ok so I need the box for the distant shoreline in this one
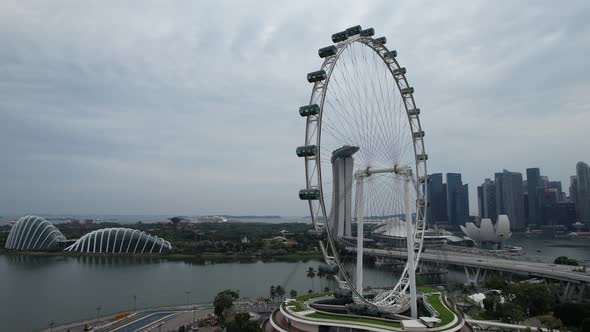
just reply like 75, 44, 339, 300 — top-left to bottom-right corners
0, 250, 323, 263
224, 215, 282, 219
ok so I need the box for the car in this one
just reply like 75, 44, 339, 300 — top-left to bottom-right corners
191, 327, 199, 331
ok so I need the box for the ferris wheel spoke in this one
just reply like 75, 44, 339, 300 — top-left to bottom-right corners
303, 33, 426, 312
333, 61, 372, 164
326, 80, 370, 165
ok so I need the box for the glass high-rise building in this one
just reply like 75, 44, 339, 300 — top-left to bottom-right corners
427, 173, 446, 224
477, 178, 497, 221
446, 173, 469, 227
500, 169, 526, 230
494, 172, 504, 215
576, 161, 590, 224
526, 168, 541, 225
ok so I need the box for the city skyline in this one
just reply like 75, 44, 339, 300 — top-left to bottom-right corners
1, 1, 589, 216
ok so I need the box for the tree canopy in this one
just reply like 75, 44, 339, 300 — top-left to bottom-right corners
214, 289, 239, 318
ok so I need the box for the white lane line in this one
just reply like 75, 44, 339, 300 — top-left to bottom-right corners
134, 312, 179, 332
110, 312, 173, 332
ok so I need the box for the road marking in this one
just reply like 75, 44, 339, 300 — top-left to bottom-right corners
109, 312, 175, 332
134, 313, 179, 332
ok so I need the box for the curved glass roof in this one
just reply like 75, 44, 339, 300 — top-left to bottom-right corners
65, 228, 172, 254
5, 215, 66, 251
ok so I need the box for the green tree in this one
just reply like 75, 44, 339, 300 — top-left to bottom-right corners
497, 303, 526, 324
317, 269, 325, 291
290, 289, 298, 298
275, 285, 285, 300
554, 256, 579, 266
509, 283, 555, 316
269, 285, 276, 303
539, 315, 564, 332
214, 289, 239, 318
484, 276, 509, 293
306, 267, 316, 292
554, 302, 590, 327
225, 313, 262, 332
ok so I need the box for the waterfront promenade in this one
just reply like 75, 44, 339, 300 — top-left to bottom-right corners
43, 302, 277, 332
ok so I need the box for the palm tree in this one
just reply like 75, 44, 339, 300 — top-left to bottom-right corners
290, 289, 298, 298
317, 269, 325, 292
306, 267, 316, 292
269, 285, 276, 303
275, 285, 285, 301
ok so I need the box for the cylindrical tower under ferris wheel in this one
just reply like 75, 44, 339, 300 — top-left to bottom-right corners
297, 25, 428, 317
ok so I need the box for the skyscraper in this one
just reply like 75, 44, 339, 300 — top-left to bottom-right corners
427, 173, 446, 224
494, 172, 504, 215
526, 168, 541, 225
576, 161, 590, 225
546, 181, 565, 202
478, 178, 497, 221
539, 188, 559, 225
500, 169, 526, 230
570, 175, 578, 204
442, 183, 448, 222
477, 186, 484, 218
446, 173, 469, 227
459, 184, 470, 224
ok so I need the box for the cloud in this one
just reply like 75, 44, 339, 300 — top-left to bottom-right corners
0, 0, 588, 216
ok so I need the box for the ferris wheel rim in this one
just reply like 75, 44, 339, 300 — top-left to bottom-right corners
303, 33, 428, 310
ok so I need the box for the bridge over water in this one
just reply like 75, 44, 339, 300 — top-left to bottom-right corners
347, 246, 589, 301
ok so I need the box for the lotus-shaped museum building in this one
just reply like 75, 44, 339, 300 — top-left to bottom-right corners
460, 215, 512, 245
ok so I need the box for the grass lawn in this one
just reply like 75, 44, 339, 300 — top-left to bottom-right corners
307, 312, 401, 329
288, 301, 305, 312
418, 286, 440, 294
295, 291, 333, 302
426, 294, 456, 327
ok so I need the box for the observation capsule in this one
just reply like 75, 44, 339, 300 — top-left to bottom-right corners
417, 153, 429, 161
299, 104, 320, 117
346, 25, 362, 36
318, 263, 339, 274
407, 108, 420, 116
386, 50, 397, 58
318, 46, 337, 58
393, 67, 406, 76
401, 87, 414, 95
412, 131, 425, 139
296, 145, 318, 157
360, 28, 375, 37
307, 229, 325, 239
332, 31, 349, 43
375, 36, 387, 44
307, 70, 327, 83
299, 189, 321, 200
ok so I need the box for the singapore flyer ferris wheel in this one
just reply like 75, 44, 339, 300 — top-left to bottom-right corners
297, 25, 428, 316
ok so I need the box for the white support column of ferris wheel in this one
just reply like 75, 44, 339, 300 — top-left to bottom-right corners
355, 175, 365, 293
354, 166, 397, 293
355, 165, 418, 317
402, 169, 418, 319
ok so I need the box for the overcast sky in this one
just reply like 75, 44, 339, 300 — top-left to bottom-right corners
1, 1, 589, 216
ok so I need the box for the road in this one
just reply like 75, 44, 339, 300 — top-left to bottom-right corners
348, 247, 590, 284
46, 303, 277, 332
45, 305, 213, 332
